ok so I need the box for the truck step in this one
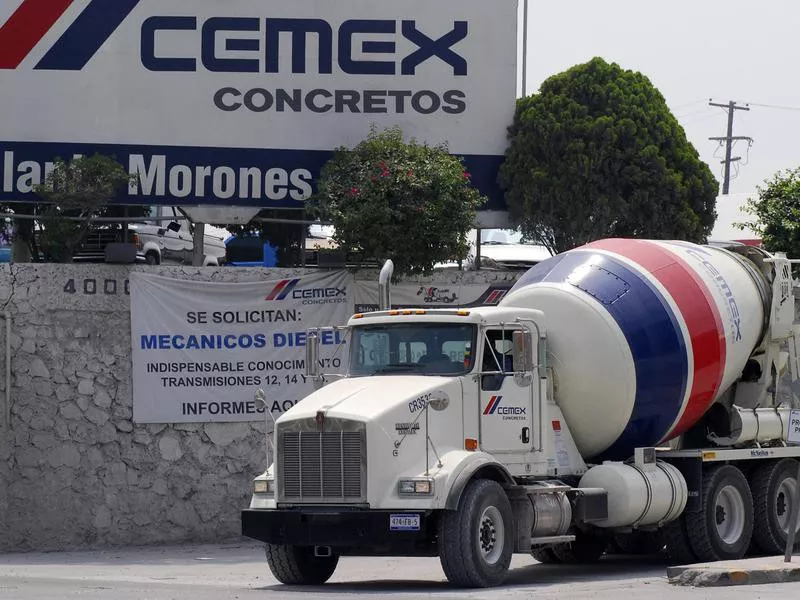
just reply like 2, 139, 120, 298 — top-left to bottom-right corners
530, 535, 576, 546
510, 484, 573, 496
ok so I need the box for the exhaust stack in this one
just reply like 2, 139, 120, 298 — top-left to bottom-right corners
379, 259, 394, 310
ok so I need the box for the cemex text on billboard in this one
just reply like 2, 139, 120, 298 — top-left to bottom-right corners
0, 0, 519, 210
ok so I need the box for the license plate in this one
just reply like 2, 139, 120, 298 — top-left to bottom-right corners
389, 513, 421, 531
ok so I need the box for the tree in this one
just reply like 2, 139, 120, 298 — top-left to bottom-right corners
499, 57, 719, 255
739, 167, 800, 257
309, 126, 484, 276
33, 154, 135, 262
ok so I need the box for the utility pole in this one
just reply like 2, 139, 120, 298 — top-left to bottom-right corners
708, 100, 752, 195
522, 0, 528, 97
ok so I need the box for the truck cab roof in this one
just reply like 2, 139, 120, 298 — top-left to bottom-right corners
347, 305, 546, 331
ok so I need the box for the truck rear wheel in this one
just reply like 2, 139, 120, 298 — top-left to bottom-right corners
663, 515, 698, 564
531, 547, 561, 564
265, 544, 339, 585
438, 479, 513, 588
551, 529, 606, 563
686, 465, 753, 561
750, 458, 800, 555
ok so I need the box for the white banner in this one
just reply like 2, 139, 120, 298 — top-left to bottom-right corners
354, 280, 515, 312
130, 271, 353, 423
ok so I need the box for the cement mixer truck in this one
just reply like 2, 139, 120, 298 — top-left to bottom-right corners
241, 238, 800, 588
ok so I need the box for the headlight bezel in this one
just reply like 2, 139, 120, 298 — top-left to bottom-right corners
397, 478, 434, 497
254, 477, 275, 495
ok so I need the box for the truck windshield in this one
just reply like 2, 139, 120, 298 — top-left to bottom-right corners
349, 323, 476, 376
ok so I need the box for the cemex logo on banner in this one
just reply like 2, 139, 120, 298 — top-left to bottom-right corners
0, 0, 140, 70
265, 279, 347, 305
0, 1, 471, 116
0, 1, 468, 76
264, 279, 301, 301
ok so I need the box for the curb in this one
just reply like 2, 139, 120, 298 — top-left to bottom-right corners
667, 565, 800, 587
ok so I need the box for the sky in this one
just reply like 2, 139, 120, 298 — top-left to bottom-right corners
520, 0, 800, 202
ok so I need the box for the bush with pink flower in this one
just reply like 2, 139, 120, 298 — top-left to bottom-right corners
310, 126, 484, 276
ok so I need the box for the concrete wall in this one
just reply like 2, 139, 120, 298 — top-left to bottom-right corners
0, 263, 517, 552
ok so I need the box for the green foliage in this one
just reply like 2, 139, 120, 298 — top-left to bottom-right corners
309, 126, 484, 276
739, 167, 800, 257
33, 154, 135, 262
499, 57, 719, 254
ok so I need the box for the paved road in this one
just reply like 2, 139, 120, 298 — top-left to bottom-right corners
1, 542, 799, 599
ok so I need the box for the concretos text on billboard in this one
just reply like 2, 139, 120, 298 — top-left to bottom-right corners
130, 271, 353, 423
0, 0, 518, 210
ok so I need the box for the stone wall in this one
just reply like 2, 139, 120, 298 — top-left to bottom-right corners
0, 263, 517, 552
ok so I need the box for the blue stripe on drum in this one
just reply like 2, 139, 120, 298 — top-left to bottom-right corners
510, 250, 689, 459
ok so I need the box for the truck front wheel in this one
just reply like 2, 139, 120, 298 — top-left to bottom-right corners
265, 544, 339, 585
438, 479, 513, 588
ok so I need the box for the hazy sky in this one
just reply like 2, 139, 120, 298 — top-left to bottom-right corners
521, 0, 799, 198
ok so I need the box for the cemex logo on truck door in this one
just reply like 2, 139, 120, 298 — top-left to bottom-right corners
265, 279, 347, 305
483, 396, 526, 420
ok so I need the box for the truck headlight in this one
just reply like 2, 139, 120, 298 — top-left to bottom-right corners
398, 478, 434, 496
254, 478, 275, 495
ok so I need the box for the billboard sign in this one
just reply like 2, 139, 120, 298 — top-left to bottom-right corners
0, 0, 519, 210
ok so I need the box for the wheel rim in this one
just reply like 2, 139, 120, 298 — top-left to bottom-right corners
715, 485, 746, 545
477, 506, 505, 565
775, 477, 800, 534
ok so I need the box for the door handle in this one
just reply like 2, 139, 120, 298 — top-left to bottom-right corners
521, 427, 530, 444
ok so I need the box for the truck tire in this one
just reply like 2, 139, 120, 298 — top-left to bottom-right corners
265, 544, 339, 585
145, 251, 159, 265
551, 529, 606, 563
663, 515, 697, 564
686, 465, 753, 561
750, 458, 800, 555
531, 547, 561, 564
438, 479, 513, 588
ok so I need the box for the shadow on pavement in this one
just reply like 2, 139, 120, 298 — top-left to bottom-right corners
260, 554, 668, 594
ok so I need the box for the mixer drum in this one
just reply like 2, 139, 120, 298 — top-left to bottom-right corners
500, 239, 767, 459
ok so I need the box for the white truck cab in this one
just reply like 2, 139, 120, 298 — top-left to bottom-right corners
243, 305, 595, 587
130, 208, 226, 266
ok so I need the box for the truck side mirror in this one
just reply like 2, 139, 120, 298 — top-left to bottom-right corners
167, 221, 181, 233
512, 330, 534, 372
305, 332, 320, 381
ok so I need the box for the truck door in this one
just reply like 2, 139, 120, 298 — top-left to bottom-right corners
478, 329, 535, 453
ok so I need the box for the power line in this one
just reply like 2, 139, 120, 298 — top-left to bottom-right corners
671, 99, 707, 112
708, 100, 753, 195
677, 106, 714, 119
743, 101, 800, 113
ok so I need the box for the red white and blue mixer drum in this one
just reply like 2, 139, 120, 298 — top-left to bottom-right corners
500, 239, 768, 459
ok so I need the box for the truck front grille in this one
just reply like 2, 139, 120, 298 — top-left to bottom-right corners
277, 421, 366, 503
